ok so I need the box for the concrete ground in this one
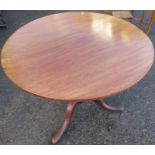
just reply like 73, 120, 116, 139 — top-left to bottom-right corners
0, 11, 155, 145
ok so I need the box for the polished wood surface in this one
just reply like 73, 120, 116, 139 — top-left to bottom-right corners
51, 99, 123, 144
1, 12, 154, 102
94, 100, 124, 112
52, 101, 77, 144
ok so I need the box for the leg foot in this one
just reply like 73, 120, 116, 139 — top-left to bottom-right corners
51, 102, 77, 144
94, 100, 124, 112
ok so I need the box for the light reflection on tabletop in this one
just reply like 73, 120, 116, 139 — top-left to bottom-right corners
91, 17, 113, 41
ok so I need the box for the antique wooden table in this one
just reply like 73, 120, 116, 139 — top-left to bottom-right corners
1, 12, 154, 144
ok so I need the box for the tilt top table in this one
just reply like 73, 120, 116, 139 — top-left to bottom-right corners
1, 12, 154, 144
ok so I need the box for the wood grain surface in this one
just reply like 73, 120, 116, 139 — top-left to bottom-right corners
1, 12, 154, 102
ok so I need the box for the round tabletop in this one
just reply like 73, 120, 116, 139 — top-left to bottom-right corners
1, 12, 154, 102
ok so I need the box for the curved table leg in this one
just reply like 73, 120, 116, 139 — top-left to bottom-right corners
51, 102, 77, 144
94, 100, 124, 112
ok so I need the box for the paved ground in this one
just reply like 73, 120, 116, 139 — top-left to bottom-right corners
0, 11, 155, 145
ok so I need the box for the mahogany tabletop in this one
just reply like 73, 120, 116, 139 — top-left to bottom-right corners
1, 12, 154, 102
